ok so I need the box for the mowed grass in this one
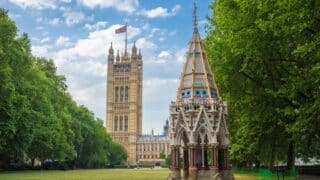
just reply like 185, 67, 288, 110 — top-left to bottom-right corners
0, 169, 296, 180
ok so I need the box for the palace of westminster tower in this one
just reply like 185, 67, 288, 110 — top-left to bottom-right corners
106, 44, 143, 164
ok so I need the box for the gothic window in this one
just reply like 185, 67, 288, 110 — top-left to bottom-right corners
114, 116, 118, 131
115, 87, 119, 102
125, 86, 129, 102
124, 115, 128, 131
119, 116, 123, 131
120, 86, 124, 102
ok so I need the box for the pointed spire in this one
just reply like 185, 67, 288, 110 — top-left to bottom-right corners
132, 41, 137, 55
176, 0, 220, 104
116, 50, 120, 62
138, 48, 142, 59
193, 0, 198, 33
109, 42, 114, 54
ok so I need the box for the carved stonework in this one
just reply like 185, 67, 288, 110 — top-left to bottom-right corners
168, 1, 234, 179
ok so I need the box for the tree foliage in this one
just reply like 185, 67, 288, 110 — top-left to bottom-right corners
205, 0, 320, 169
0, 9, 127, 169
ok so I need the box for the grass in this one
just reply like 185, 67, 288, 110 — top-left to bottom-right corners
0, 169, 297, 180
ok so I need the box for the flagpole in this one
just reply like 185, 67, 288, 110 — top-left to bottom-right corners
125, 23, 127, 54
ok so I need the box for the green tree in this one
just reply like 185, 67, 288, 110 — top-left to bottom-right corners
0, 8, 127, 169
108, 142, 128, 166
206, 0, 320, 169
159, 151, 166, 159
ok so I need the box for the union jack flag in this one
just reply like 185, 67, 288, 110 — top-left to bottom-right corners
115, 24, 127, 34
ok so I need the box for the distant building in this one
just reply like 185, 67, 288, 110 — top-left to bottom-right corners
136, 120, 170, 166
106, 42, 170, 165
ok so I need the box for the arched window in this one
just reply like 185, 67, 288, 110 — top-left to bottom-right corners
114, 116, 118, 131
119, 116, 123, 131
125, 86, 129, 102
115, 87, 119, 102
125, 115, 128, 131
120, 87, 124, 102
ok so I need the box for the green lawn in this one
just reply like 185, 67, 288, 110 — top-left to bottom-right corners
0, 169, 296, 180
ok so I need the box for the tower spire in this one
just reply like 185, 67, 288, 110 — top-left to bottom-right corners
193, 0, 198, 33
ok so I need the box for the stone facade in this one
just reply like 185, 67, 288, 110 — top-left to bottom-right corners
106, 43, 170, 165
106, 43, 143, 164
168, 1, 234, 179
136, 121, 170, 166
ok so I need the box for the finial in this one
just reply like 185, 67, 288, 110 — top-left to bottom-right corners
193, 0, 198, 32
116, 50, 120, 62
132, 41, 137, 55
109, 42, 114, 54
138, 48, 142, 58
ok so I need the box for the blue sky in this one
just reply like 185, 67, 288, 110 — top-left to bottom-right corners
1, 0, 213, 134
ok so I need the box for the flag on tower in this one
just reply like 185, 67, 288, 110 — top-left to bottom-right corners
115, 24, 127, 34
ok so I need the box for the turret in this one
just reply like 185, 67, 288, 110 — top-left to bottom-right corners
131, 41, 137, 60
108, 42, 114, 62
138, 48, 142, 60
116, 50, 120, 63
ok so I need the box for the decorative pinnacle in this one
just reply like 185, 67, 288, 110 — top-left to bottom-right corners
109, 42, 114, 54
193, 0, 198, 32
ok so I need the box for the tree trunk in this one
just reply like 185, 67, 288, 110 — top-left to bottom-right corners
286, 141, 295, 170
268, 142, 275, 170
31, 158, 35, 167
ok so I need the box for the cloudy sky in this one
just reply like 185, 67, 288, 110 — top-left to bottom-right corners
1, 0, 212, 134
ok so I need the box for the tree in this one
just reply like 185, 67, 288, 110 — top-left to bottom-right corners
108, 142, 128, 166
205, 0, 320, 169
159, 151, 166, 159
0, 8, 127, 169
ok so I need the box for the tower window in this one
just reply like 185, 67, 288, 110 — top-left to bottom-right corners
125, 116, 128, 131
120, 87, 124, 102
119, 116, 123, 131
115, 87, 119, 102
114, 116, 118, 131
125, 86, 129, 102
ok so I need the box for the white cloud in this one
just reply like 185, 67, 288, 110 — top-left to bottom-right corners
140, 5, 181, 18
8, 12, 21, 19
55, 24, 141, 59
40, 37, 50, 43
175, 48, 187, 62
78, 0, 139, 13
49, 18, 60, 25
8, 0, 56, 9
32, 45, 51, 57
158, 51, 170, 58
84, 21, 108, 31
55, 36, 71, 46
63, 10, 85, 26
60, 0, 72, 3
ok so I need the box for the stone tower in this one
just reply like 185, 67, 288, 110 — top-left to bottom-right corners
106, 42, 143, 164
168, 1, 234, 180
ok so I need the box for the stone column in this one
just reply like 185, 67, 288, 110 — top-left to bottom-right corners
201, 144, 206, 170
220, 146, 229, 170
170, 145, 180, 178
210, 144, 218, 172
182, 146, 189, 178
188, 144, 197, 179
